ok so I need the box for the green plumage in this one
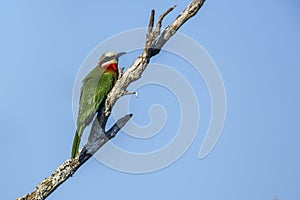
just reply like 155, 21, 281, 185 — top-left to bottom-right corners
71, 63, 117, 158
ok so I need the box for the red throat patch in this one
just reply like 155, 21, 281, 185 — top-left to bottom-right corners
103, 63, 119, 82
104, 63, 118, 72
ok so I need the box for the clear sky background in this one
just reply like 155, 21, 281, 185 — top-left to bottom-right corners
1, 0, 300, 199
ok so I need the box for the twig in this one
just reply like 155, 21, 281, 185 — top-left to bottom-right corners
17, 0, 206, 199
153, 5, 176, 39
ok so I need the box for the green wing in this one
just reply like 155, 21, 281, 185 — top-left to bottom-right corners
71, 67, 115, 158
77, 66, 115, 134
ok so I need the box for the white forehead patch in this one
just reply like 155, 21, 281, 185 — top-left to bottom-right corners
104, 51, 116, 57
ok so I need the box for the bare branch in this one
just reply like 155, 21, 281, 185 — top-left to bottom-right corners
105, 0, 205, 116
147, 9, 155, 36
17, 0, 206, 199
17, 113, 132, 200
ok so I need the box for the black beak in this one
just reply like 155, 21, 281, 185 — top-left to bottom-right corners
115, 52, 127, 59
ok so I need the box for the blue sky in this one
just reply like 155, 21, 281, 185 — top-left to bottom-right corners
1, 0, 300, 199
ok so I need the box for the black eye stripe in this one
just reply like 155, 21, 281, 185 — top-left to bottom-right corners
100, 56, 115, 65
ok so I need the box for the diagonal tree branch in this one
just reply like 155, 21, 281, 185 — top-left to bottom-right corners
105, 0, 205, 116
17, 0, 206, 199
17, 113, 132, 200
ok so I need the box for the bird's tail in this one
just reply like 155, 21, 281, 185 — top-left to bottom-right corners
71, 126, 83, 158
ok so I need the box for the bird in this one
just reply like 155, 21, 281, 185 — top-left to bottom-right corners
71, 51, 126, 158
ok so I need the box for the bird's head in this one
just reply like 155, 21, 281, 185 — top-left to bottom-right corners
98, 51, 126, 71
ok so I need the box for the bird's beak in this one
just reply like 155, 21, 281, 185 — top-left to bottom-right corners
115, 52, 127, 59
